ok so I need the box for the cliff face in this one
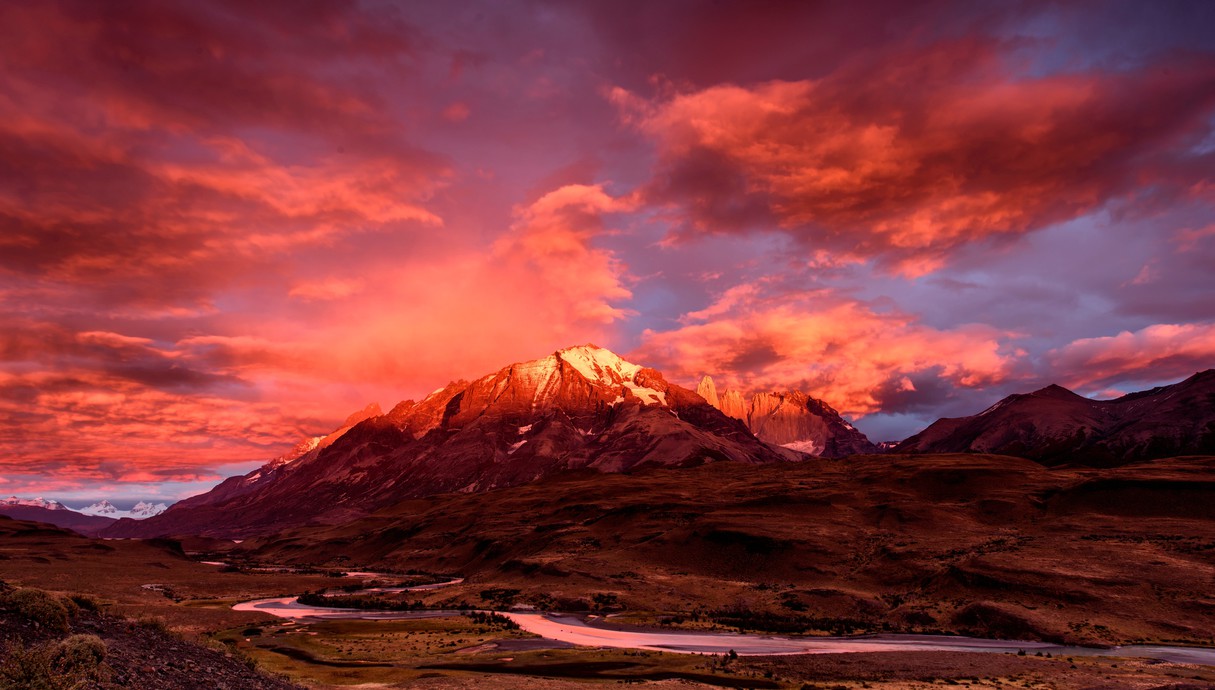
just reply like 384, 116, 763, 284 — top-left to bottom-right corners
695, 376, 876, 457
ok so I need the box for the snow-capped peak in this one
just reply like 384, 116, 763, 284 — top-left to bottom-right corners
267, 435, 323, 469
557, 344, 643, 383
78, 500, 167, 520
555, 345, 667, 406
79, 500, 118, 516
1, 496, 69, 511
130, 501, 168, 517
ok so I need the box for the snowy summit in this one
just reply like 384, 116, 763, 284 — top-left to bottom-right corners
79, 500, 168, 520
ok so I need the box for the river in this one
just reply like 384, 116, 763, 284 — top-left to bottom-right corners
232, 595, 1215, 665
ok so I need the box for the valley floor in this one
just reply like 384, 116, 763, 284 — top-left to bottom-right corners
2, 453, 1215, 687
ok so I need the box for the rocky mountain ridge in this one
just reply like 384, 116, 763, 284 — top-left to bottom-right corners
897, 369, 1215, 465
696, 376, 876, 456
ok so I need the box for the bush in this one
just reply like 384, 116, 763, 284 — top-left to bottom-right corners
0, 642, 62, 690
136, 616, 170, 634
67, 594, 99, 612
0, 635, 108, 690
465, 611, 520, 630
4, 589, 69, 633
296, 592, 425, 611
53, 634, 106, 673
479, 588, 521, 608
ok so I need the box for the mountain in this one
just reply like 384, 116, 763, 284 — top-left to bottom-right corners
896, 370, 1215, 465
117, 402, 385, 530
0, 495, 167, 534
1, 496, 69, 511
695, 376, 876, 456
0, 501, 116, 536
130, 500, 170, 518
104, 345, 790, 539
79, 500, 169, 519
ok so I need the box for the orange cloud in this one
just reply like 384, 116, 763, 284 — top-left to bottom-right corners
153, 184, 638, 398
632, 283, 1018, 417
288, 278, 366, 302
494, 184, 637, 324
614, 45, 1215, 275
1048, 322, 1215, 390
0, 369, 318, 484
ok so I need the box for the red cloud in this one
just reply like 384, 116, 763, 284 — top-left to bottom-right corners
181, 184, 638, 386
0, 368, 316, 487
631, 282, 1019, 417
0, 181, 640, 495
614, 43, 1215, 275
1048, 322, 1215, 391
0, 2, 447, 311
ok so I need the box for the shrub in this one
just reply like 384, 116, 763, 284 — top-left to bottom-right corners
67, 594, 99, 612
0, 642, 62, 690
0, 635, 108, 690
4, 589, 69, 633
53, 634, 106, 673
137, 616, 171, 634
479, 588, 521, 608
465, 611, 520, 630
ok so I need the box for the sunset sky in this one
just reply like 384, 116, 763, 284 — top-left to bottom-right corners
2, 1, 1214, 503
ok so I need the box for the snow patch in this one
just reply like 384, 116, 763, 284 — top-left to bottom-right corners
781, 440, 822, 456
978, 398, 1008, 417
558, 345, 642, 383
624, 382, 666, 405
507, 440, 527, 455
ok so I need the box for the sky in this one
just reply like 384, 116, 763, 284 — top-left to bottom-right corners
1, 0, 1214, 504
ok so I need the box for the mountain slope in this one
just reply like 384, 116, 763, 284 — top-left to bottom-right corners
696, 376, 876, 456
897, 370, 1215, 465
241, 454, 1215, 646
104, 345, 790, 539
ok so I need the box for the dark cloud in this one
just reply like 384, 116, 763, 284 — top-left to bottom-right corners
725, 339, 784, 373
620, 44, 1215, 275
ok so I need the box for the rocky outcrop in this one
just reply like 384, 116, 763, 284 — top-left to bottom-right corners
695, 376, 876, 457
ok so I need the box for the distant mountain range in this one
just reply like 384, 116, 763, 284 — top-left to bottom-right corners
897, 370, 1215, 465
0, 496, 70, 512
0, 496, 168, 536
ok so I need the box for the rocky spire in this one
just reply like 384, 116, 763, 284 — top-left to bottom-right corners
696, 375, 719, 408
